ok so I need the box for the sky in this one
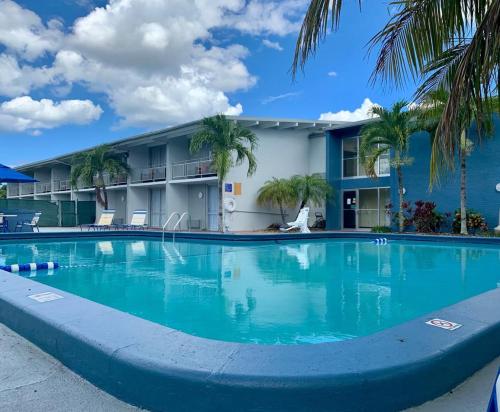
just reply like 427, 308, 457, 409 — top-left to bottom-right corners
0, 0, 417, 166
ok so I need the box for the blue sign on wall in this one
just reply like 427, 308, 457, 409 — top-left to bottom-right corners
225, 183, 233, 193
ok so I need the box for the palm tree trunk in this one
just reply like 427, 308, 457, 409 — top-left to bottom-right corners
460, 132, 468, 235
397, 165, 404, 233
95, 186, 105, 208
102, 185, 109, 210
218, 179, 224, 232
279, 203, 287, 225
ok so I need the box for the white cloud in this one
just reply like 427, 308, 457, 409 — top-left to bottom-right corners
319, 98, 379, 122
0, 54, 55, 97
0, 0, 63, 60
0, 0, 305, 129
262, 39, 283, 51
262, 91, 301, 104
0, 96, 102, 132
327, 71, 337, 77
224, 0, 306, 36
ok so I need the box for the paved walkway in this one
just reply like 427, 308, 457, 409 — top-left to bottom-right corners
0, 323, 140, 412
0, 323, 497, 412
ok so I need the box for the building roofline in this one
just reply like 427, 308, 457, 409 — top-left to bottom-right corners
326, 117, 380, 131
15, 116, 344, 171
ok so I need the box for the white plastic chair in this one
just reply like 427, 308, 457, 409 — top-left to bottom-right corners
18, 212, 41, 232
495, 209, 500, 234
280, 207, 310, 234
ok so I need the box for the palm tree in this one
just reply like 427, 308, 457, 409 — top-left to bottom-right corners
418, 89, 474, 234
70, 145, 129, 210
190, 115, 258, 232
292, 0, 499, 167
290, 174, 334, 209
257, 178, 297, 225
359, 101, 418, 233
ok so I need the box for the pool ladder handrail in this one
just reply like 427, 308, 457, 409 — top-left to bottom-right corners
162, 212, 180, 241
172, 212, 191, 242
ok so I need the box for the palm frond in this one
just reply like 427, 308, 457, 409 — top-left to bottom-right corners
292, 0, 361, 78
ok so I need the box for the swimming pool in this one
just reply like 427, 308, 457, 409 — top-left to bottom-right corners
1, 236, 499, 344
0, 231, 499, 412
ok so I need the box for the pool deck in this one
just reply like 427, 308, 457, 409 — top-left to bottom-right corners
0, 321, 497, 412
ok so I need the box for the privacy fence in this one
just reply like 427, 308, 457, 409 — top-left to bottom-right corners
0, 199, 95, 227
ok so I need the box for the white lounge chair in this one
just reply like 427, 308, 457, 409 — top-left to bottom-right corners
82, 209, 115, 231
280, 207, 310, 234
121, 210, 148, 230
495, 209, 500, 234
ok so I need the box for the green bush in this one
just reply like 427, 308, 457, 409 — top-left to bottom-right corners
371, 226, 392, 233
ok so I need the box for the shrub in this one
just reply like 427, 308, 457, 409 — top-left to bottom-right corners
412, 201, 445, 233
371, 226, 392, 233
385, 201, 412, 230
452, 209, 488, 234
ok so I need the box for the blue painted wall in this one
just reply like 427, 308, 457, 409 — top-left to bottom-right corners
326, 125, 391, 230
326, 119, 500, 230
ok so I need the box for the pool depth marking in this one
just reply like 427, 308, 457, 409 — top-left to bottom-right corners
28, 292, 64, 303
425, 318, 462, 331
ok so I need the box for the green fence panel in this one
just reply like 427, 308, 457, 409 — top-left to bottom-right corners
0, 199, 58, 227
60, 201, 76, 227
77, 201, 96, 225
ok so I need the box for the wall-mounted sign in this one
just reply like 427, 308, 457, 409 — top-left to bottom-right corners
234, 182, 242, 196
225, 183, 233, 193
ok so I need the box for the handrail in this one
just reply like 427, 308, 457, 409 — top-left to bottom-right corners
172, 212, 191, 242
162, 212, 180, 241
173, 212, 191, 231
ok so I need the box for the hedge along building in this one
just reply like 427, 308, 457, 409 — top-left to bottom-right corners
325, 118, 500, 231
6, 117, 339, 231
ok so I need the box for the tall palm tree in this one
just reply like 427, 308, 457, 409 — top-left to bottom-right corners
418, 89, 474, 234
292, 0, 499, 167
290, 174, 333, 209
190, 115, 258, 232
257, 178, 297, 225
359, 101, 418, 233
70, 145, 129, 210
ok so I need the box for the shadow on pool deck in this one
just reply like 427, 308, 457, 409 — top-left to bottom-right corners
0, 322, 497, 412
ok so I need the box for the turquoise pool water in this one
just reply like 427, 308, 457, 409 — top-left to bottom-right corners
1, 238, 499, 344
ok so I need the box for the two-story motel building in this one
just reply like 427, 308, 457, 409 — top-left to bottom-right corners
6, 115, 500, 231
6, 117, 338, 231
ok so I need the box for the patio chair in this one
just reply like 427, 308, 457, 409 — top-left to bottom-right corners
280, 207, 311, 234
15, 212, 41, 232
121, 210, 148, 230
81, 210, 115, 231
0, 215, 7, 233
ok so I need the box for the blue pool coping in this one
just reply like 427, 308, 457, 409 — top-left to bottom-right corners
0, 231, 499, 412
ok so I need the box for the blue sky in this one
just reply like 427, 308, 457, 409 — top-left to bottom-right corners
0, 0, 416, 165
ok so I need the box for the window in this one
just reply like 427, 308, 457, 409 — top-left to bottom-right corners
342, 136, 390, 178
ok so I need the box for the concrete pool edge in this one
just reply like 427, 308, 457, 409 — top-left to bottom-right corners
1, 229, 500, 244
0, 233, 499, 411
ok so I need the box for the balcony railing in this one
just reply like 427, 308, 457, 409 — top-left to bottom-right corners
131, 166, 167, 184
171, 158, 217, 180
53, 179, 71, 192
102, 173, 127, 187
7, 184, 19, 197
20, 183, 34, 195
35, 182, 51, 194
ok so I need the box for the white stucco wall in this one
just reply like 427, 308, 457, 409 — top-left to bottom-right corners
225, 129, 326, 231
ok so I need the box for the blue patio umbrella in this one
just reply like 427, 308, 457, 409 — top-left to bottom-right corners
0, 164, 37, 183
